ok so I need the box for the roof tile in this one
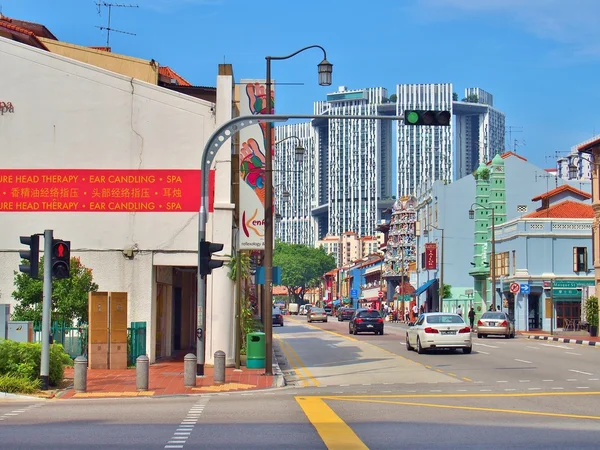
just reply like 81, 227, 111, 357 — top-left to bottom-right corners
531, 185, 591, 202
524, 200, 594, 219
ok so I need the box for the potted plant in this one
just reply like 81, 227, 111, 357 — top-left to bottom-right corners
585, 295, 598, 337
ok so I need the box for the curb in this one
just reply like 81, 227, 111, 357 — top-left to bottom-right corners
271, 345, 286, 388
527, 335, 598, 346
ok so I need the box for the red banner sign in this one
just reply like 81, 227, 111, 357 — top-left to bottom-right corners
0, 169, 214, 212
425, 243, 437, 270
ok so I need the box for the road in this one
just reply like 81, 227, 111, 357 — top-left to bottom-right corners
0, 315, 599, 449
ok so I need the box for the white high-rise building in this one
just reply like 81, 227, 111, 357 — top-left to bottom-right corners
454, 88, 506, 179
274, 122, 317, 245
313, 86, 393, 238
396, 83, 453, 197
275, 86, 394, 243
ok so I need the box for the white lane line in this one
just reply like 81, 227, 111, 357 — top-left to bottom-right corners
565, 352, 581, 356
542, 379, 554, 382
457, 389, 468, 392
504, 389, 516, 391
528, 388, 541, 391
515, 359, 532, 364
541, 343, 570, 349
552, 387, 565, 390
526, 346, 539, 350
164, 398, 209, 449
566, 379, 577, 382
497, 381, 508, 383
589, 378, 599, 381
478, 351, 490, 355
518, 380, 530, 383
474, 343, 499, 348
577, 387, 590, 389
480, 389, 492, 392
569, 369, 593, 375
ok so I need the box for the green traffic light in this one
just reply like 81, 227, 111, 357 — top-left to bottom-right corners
406, 111, 419, 124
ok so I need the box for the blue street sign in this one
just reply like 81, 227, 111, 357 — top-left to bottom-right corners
520, 284, 530, 294
350, 289, 358, 299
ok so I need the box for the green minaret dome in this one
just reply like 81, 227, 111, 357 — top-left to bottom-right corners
476, 163, 487, 175
492, 154, 504, 165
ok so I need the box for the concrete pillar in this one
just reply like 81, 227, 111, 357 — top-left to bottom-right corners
184, 353, 196, 387
214, 350, 226, 385
136, 355, 149, 391
73, 356, 87, 393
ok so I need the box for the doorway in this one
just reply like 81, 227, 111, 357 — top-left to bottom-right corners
173, 287, 182, 351
528, 294, 541, 330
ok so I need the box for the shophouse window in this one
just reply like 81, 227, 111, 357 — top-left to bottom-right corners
573, 247, 588, 272
512, 250, 516, 276
495, 252, 509, 277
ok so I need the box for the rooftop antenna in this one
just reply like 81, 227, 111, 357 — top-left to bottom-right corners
95, 2, 138, 48
506, 126, 523, 152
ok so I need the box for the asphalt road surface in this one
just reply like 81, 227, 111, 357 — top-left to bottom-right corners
1, 315, 599, 449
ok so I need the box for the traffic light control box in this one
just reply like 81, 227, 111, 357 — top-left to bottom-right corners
88, 291, 128, 369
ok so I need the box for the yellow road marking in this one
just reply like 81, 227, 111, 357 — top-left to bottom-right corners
277, 336, 320, 387
321, 391, 600, 399
296, 397, 368, 450
276, 336, 308, 387
330, 397, 600, 421
447, 372, 457, 377
287, 316, 358, 342
462, 377, 472, 382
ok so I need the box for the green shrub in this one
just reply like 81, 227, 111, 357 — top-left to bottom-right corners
0, 341, 72, 386
0, 374, 41, 394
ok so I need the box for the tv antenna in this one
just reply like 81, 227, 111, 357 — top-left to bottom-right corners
95, 2, 138, 48
506, 126, 523, 152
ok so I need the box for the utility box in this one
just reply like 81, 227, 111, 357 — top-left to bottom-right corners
8, 321, 33, 343
0, 304, 10, 340
88, 291, 128, 369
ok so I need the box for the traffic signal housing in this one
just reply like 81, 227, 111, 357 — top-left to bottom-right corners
51, 239, 71, 279
404, 110, 451, 126
199, 240, 224, 277
19, 235, 39, 279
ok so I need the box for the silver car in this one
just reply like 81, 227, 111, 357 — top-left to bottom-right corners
406, 313, 472, 354
477, 311, 515, 339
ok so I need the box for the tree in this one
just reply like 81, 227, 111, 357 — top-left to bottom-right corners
389, 94, 397, 103
273, 242, 336, 304
441, 284, 452, 299
12, 257, 98, 324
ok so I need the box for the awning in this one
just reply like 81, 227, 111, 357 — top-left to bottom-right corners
333, 299, 341, 306
413, 279, 437, 296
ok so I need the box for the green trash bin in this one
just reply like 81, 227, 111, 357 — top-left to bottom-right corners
246, 332, 266, 369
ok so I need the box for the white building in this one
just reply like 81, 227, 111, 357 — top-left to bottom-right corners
556, 135, 599, 181
396, 83, 454, 197
274, 122, 317, 246
454, 88, 506, 179
0, 37, 236, 364
277, 86, 393, 241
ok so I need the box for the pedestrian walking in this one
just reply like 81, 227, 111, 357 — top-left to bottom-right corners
456, 305, 463, 318
468, 307, 475, 329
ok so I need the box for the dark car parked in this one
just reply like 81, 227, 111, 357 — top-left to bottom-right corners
349, 309, 384, 335
272, 308, 284, 327
324, 306, 333, 316
337, 307, 356, 322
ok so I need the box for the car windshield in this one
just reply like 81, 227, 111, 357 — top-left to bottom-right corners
272, 308, 281, 314
358, 310, 381, 318
311, 308, 325, 313
481, 312, 506, 320
344, 309, 355, 313
426, 314, 464, 324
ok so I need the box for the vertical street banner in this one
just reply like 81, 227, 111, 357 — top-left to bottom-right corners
238, 80, 274, 250
425, 243, 437, 270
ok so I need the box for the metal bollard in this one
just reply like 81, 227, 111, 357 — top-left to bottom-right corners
136, 354, 149, 391
214, 350, 226, 385
184, 353, 197, 387
74, 356, 87, 393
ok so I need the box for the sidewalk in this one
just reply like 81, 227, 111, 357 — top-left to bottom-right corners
58, 354, 285, 400
520, 330, 600, 346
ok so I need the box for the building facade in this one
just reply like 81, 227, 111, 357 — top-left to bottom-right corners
274, 122, 316, 246
0, 36, 236, 364
493, 187, 594, 332
454, 88, 506, 180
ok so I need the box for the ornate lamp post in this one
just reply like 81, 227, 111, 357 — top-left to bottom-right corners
263, 46, 332, 375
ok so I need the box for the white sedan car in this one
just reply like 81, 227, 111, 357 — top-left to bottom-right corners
406, 312, 472, 354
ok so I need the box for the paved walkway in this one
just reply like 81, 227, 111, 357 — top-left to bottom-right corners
59, 358, 280, 399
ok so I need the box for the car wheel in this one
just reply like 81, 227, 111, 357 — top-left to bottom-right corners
406, 334, 413, 351
338, 317, 341, 321
308, 319, 311, 323
505, 333, 510, 339
463, 346, 472, 354
324, 319, 328, 323
477, 333, 482, 339
417, 337, 424, 354
354, 328, 358, 335
348, 327, 352, 335
281, 323, 284, 327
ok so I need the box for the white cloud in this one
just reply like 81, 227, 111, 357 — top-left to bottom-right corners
417, 0, 600, 58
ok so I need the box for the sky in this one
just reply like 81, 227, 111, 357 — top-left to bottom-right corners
2, 0, 600, 170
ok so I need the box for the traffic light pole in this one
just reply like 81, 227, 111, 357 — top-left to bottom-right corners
40, 229, 53, 390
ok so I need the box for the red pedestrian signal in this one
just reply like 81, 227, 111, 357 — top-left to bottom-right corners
51, 239, 71, 279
